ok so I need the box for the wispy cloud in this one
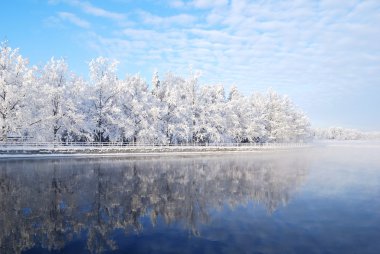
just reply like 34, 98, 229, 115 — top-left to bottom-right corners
137, 11, 197, 27
71, 0, 125, 21
57, 12, 91, 28
49, 0, 126, 21
191, 0, 229, 9
169, 0, 228, 9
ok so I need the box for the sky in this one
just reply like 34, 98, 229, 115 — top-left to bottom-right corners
1, 0, 380, 130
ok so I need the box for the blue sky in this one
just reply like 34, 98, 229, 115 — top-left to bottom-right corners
1, 0, 380, 130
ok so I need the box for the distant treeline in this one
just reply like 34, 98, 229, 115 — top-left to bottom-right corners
314, 127, 380, 140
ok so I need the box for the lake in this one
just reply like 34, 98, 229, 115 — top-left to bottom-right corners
1, 145, 380, 253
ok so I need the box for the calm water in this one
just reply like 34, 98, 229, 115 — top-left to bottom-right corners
1, 146, 380, 254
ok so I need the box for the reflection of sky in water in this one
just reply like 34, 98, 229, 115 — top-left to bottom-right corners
1, 146, 380, 254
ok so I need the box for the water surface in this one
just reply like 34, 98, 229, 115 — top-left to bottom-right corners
1, 146, 380, 253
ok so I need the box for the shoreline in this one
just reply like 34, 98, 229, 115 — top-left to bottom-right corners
2, 141, 379, 159
0, 145, 310, 159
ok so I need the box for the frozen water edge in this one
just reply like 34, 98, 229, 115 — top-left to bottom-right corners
0, 144, 311, 159
0, 150, 267, 160
1, 141, 379, 159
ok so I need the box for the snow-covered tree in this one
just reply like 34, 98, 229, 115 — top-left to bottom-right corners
0, 42, 33, 140
185, 70, 201, 143
313, 127, 379, 140
226, 86, 250, 142
149, 71, 167, 144
118, 74, 154, 143
289, 110, 311, 142
246, 93, 266, 142
195, 85, 227, 143
248, 90, 311, 143
29, 58, 85, 141
151, 70, 160, 97
158, 73, 191, 144
85, 57, 121, 142
263, 90, 291, 142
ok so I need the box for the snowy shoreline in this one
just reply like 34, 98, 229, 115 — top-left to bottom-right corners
2, 141, 379, 159
0, 145, 311, 159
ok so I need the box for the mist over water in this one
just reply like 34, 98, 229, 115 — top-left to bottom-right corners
1, 145, 380, 253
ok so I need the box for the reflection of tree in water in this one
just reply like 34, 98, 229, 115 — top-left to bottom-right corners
0, 153, 309, 253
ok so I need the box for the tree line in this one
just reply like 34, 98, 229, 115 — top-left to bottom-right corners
0, 42, 311, 143
314, 127, 380, 140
